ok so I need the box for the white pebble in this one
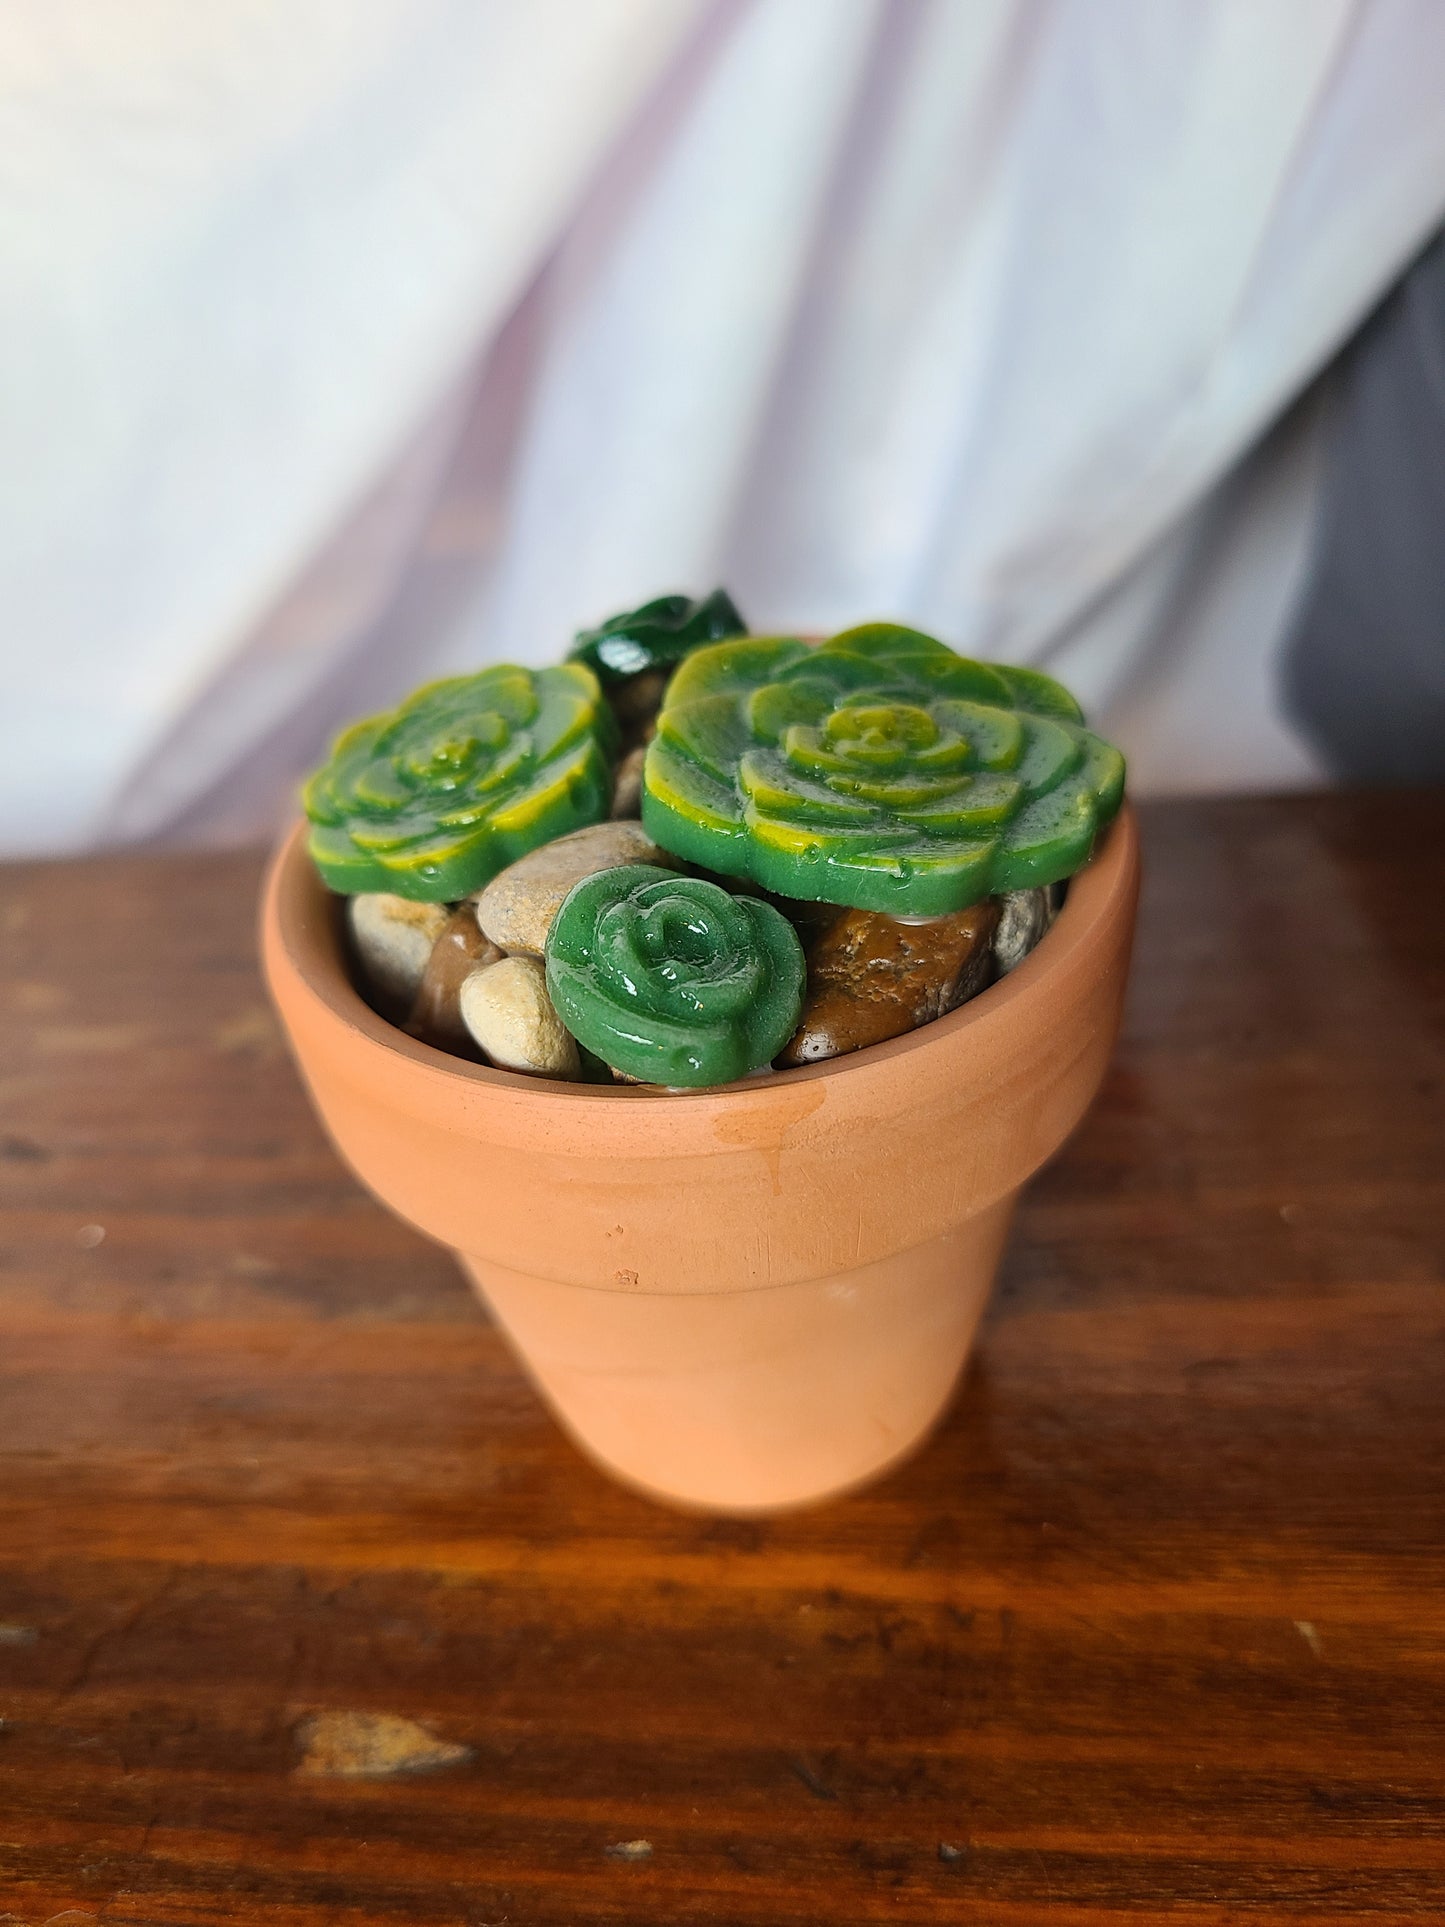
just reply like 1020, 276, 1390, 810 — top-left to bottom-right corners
348, 894, 449, 1009
475, 820, 676, 956
459, 957, 580, 1079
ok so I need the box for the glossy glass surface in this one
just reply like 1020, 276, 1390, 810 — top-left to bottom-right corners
569, 589, 746, 684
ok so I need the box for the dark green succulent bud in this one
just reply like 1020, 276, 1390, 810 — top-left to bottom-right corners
545, 865, 805, 1087
569, 589, 747, 684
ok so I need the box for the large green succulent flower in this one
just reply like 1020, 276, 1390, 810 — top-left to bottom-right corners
569, 589, 746, 684
304, 664, 616, 900
641, 625, 1125, 915
546, 866, 805, 1087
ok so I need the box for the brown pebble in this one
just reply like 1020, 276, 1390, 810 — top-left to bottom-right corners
777, 899, 999, 1067
609, 669, 668, 749
610, 744, 648, 819
404, 905, 503, 1055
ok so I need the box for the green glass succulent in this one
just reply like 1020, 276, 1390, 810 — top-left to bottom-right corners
545, 866, 805, 1087
569, 589, 747, 684
641, 624, 1125, 915
304, 664, 616, 900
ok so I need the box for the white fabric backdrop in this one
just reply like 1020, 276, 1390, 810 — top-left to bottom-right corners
4, 0, 1445, 855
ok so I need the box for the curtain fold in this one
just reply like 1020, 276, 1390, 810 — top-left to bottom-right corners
5, 0, 1445, 851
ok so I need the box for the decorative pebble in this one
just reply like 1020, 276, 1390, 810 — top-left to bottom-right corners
404, 905, 504, 1054
459, 957, 580, 1079
348, 894, 450, 1015
777, 900, 999, 1066
992, 887, 1052, 976
476, 821, 679, 957
609, 744, 648, 820
608, 669, 668, 750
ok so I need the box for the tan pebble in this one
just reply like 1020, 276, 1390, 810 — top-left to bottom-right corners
404, 905, 504, 1055
476, 821, 678, 956
777, 900, 999, 1067
609, 744, 648, 819
459, 957, 580, 1078
348, 894, 449, 1016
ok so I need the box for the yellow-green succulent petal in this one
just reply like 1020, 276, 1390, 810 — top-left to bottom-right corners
640, 625, 1125, 913
893, 773, 1024, 833
657, 692, 753, 782
994, 661, 1086, 724
302, 662, 615, 900
738, 749, 881, 825
666, 634, 809, 707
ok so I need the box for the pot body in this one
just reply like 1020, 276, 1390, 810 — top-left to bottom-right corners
261, 810, 1138, 1511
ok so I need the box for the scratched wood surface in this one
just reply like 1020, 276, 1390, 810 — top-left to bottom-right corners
0, 792, 1442, 1926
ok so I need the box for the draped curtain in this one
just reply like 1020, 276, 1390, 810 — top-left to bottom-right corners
6, 0, 1445, 855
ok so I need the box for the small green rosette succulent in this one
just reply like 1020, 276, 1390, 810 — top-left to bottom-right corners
569, 589, 746, 684
304, 664, 616, 900
545, 866, 805, 1087
641, 625, 1125, 915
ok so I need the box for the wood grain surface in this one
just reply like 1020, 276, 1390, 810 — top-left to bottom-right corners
0, 792, 1441, 1926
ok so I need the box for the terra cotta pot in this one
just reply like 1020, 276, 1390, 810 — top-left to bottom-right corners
260, 807, 1139, 1513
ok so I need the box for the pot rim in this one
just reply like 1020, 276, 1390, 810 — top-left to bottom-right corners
261, 804, 1138, 1111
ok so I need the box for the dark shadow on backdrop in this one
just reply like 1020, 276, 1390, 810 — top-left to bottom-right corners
1283, 226, 1445, 784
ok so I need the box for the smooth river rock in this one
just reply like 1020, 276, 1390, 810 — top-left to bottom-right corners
475, 820, 679, 956
609, 668, 668, 750
609, 744, 648, 820
348, 893, 450, 1016
404, 905, 504, 1054
777, 899, 999, 1067
458, 956, 581, 1079
992, 886, 1053, 976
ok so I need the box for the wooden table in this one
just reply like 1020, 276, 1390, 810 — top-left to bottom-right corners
0, 792, 1441, 1926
